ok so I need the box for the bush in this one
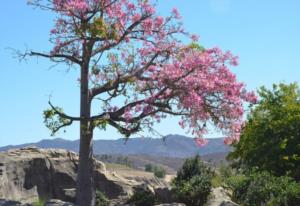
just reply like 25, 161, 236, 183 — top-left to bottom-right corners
172, 155, 213, 206
145, 164, 166, 178
145, 163, 153, 172
226, 171, 300, 206
154, 166, 166, 178
127, 190, 159, 206
95, 190, 109, 206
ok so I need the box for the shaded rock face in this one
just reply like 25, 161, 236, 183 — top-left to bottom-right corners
0, 148, 134, 203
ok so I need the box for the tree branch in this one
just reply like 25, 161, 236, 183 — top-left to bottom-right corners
30, 51, 82, 65
48, 100, 82, 121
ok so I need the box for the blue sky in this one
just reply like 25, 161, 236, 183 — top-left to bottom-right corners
0, 0, 299, 146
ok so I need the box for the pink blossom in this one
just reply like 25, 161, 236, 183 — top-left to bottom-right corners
154, 16, 164, 28
172, 8, 181, 19
191, 34, 199, 42
195, 138, 208, 147
132, 13, 141, 22
31, 0, 256, 145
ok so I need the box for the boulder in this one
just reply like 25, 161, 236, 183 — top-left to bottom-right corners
0, 147, 138, 203
154, 204, 186, 206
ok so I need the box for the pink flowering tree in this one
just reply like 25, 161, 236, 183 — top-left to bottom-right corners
26, 0, 256, 205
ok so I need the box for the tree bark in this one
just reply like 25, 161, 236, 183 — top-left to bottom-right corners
76, 53, 95, 205
76, 125, 94, 206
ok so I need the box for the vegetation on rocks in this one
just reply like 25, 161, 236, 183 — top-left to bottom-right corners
95, 190, 109, 206
171, 155, 213, 206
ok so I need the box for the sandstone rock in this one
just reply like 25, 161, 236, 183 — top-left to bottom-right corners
0, 148, 140, 203
0, 148, 238, 206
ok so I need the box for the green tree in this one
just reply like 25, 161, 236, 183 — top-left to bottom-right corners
153, 166, 166, 178
172, 155, 213, 206
228, 83, 300, 180
145, 164, 154, 172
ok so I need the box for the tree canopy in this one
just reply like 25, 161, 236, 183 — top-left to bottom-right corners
228, 83, 300, 180
25, 0, 256, 205
29, 0, 256, 144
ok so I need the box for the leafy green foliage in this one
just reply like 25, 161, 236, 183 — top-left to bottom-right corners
172, 155, 213, 206
153, 166, 166, 178
226, 171, 300, 206
43, 107, 72, 136
228, 83, 300, 180
127, 190, 159, 206
32, 199, 46, 206
188, 42, 205, 52
144, 164, 166, 178
95, 190, 109, 206
144, 163, 153, 172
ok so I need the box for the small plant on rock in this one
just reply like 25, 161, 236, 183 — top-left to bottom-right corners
95, 190, 109, 206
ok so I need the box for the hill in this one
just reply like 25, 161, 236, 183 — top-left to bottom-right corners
0, 134, 230, 158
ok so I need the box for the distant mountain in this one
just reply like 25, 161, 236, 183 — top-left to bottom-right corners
0, 134, 231, 158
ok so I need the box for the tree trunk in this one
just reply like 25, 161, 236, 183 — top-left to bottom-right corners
76, 56, 95, 205
77, 126, 94, 206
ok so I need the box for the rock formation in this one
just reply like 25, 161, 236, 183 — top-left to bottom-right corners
0, 147, 238, 206
0, 147, 163, 204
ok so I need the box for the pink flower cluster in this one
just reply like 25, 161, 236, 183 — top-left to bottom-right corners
141, 47, 257, 146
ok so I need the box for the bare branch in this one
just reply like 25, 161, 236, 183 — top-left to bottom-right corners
30, 51, 82, 65
48, 100, 82, 121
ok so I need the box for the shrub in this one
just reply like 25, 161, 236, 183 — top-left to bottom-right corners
173, 175, 212, 206
127, 190, 159, 206
95, 190, 109, 206
226, 171, 300, 206
145, 163, 153, 172
154, 166, 166, 178
172, 155, 213, 206
145, 164, 166, 178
